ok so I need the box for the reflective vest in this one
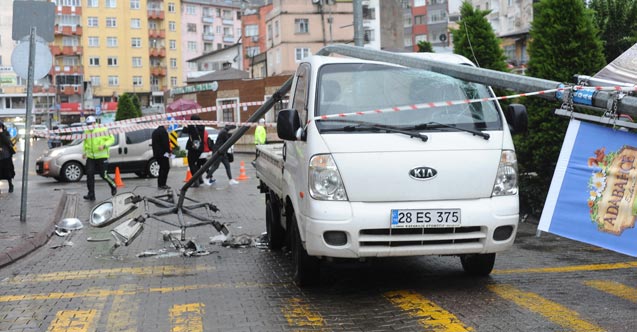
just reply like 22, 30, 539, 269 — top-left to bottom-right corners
255, 125, 266, 145
83, 127, 114, 159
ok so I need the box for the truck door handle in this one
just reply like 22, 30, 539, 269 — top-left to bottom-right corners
124, 147, 128, 154
282, 143, 287, 162
118, 147, 122, 154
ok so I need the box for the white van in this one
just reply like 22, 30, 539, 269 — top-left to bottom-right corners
255, 53, 528, 286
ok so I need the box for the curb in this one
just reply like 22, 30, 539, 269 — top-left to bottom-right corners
0, 191, 67, 268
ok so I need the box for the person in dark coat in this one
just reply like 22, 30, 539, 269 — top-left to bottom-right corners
152, 124, 171, 189
205, 125, 238, 185
182, 114, 205, 187
0, 121, 16, 193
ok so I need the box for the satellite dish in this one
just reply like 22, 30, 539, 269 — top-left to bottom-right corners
439, 34, 447, 42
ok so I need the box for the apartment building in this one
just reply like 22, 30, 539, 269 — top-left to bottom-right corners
410, 0, 449, 51
181, 0, 243, 80
242, 2, 273, 78
265, 0, 354, 76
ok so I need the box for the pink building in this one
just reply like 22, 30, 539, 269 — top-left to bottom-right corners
181, 0, 243, 81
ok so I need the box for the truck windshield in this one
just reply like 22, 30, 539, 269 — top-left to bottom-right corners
315, 63, 502, 132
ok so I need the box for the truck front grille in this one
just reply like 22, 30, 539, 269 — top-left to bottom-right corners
359, 226, 484, 247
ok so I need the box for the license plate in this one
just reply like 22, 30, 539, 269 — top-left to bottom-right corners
390, 209, 461, 228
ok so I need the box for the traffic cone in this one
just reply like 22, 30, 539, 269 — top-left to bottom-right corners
184, 169, 192, 182
114, 167, 125, 187
236, 160, 249, 181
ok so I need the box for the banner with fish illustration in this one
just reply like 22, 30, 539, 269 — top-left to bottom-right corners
539, 119, 637, 256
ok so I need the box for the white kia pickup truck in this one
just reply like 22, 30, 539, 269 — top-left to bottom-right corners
255, 53, 528, 286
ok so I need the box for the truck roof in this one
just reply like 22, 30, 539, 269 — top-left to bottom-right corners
304, 52, 475, 68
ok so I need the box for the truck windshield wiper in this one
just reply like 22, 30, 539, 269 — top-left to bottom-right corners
411, 122, 490, 140
318, 119, 428, 142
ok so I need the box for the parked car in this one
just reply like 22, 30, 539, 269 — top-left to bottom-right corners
36, 127, 158, 182
173, 126, 233, 158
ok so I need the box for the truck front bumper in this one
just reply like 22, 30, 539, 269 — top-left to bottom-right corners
300, 196, 519, 258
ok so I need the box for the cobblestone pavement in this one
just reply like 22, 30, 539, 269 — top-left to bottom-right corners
1, 152, 637, 331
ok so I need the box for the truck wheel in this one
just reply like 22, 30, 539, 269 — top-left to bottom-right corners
291, 214, 320, 287
460, 253, 496, 276
61, 161, 83, 182
266, 196, 284, 250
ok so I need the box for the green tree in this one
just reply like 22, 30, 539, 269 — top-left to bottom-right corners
451, 1, 507, 71
115, 93, 141, 121
516, 0, 606, 215
417, 40, 434, 53
131, 93, 142, 116
588, 0, 637, 63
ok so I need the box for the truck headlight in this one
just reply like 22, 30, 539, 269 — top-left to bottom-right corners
309, 154, 348, 201
492, 150, 518, 196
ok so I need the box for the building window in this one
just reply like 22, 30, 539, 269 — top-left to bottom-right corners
108, 76, 119, 86
168, 2, 175, 12
131, 18, 141, 29
105, 0, 116, 8
404, 36, 413, 47
131, 38, 141, 48
364, 29, 375, 43
169, 21, 176, 32
170, 40, 176, 49
188, 41, 197, 52
414, 0, 426, 7
186, 5, 196, 15
267, 24, 272, 40
218, 99, 238, 123
170, 58, 177, 68
222, 9, 232, 20
133, 76, 142, 86
295, 18, 309, 34
107, 57, 118, 66
90, 76, 100, 86
188, 62, 198, 71
295, 48, 310, 62
87, 0, 98, 8
87, 17, 98, 27
404, 14, 412, 27
274, 21, 279, 37
88, 36, 99, 47
170, 76, 177, 87
414, 15, 426, 25
204, 42, 213, 52
107, 37, 118, 47
106, 17, 117, 28
89, 57, 100, 66
245, 25, 258, 37
362, 5, 376, 19
428, 10, 447, 24
247, 46, 259, 57
415, 34, 427, 43
130, 0, 140, 9
187, 23, 197, 33
132, 57, 142, 67
62, 36, 79, 46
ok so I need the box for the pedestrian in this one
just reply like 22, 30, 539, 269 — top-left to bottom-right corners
82, 116, 117, 201
152, 124, 171, 190
205, 124, 238, 185
0, 121, 16, 193
47, 125, 62, 149
182, 114, 205, 187
252, 118, 266, 166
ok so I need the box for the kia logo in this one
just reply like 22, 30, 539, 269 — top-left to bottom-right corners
409, 167, 437, 180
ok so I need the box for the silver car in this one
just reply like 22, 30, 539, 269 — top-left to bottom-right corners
36, 128, 159, 182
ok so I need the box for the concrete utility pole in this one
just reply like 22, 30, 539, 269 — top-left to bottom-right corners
353, 0, 363, 46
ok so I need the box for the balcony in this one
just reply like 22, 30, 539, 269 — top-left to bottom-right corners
49, 65, 83, 76
54, 25, 83, 36
148, 9, 165, 20
222, 18, 234, 25
149, 29, 166, 38
223, 35, 235, 43
151, 66, 167, 77
202, 16, 214, 23
50, 45, 83, 56
202, 32, 215, 41
151, 85, 167, 92
149, 47, 166, 57
55, 5, 82, 16
60, 85, 83, 96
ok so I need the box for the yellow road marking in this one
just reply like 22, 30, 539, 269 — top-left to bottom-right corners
493, 261, 637, 275
488, 284, 605, 332
0, 282, 279, 303
384, 290, 472, 332
2, 265, 214, 283
106, 284, 139, 332
282, 298, 325, 328
585, 280, 637, 303
170, 303, 205, 332
47, 309, 99, 332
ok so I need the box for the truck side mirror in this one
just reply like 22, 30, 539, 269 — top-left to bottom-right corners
277, 109, 302, 141
504, 104, 528, 135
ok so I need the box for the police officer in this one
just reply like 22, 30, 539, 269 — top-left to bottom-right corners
82, 116, 117, 201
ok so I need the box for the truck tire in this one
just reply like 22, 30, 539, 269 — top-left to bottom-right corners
460, 253, 496, 276
266, 195, 285, 250
290, 213, 320, 287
